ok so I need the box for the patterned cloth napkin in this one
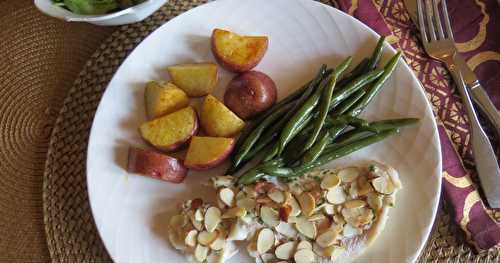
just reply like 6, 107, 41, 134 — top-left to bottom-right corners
328, 0, 500, 251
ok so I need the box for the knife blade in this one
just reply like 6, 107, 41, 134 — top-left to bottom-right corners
404, 0, 500, 134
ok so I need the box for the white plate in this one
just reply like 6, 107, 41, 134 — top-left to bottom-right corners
86, 0, 442, 262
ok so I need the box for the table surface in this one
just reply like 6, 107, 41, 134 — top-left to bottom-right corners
0, 0, 114, 261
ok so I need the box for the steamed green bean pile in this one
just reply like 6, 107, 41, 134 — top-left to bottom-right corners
228, 36, 419, 185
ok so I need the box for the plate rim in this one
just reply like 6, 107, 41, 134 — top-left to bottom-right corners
86, 0, 443, 262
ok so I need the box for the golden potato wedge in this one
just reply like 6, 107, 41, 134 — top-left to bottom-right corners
211, 28, 268, 72
184, 136, 235, 170
201, 95, 245, 137
167, 63, 218, 97
145, 81, 190, 120
139, 106, 198, 152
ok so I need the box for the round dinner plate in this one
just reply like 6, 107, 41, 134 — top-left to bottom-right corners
86, 0, 442, 262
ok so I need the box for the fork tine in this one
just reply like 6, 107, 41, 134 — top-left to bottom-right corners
432, 0, 445, 39
425, 0, 437, 41
417, 0, 428, 43
441, 0, 454, 40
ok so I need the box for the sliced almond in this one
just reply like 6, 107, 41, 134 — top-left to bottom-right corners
297, 240, 312, 250
342, 223, 362, 238
294, 249, 315, 263
204, 207, 222, 232
279, 204, 292, 222
242, 186, 258, 198
168, 230, 186, 250
275, 241, 296, 259
227, 219, 249, 241
191, 216, 204, 231
268, 189, 285, 203
240, 214, 253, 224
338, 167, 360, 183
384, 195, 395, 207
297, 192, 316, 217
323, 245, 345, 260
387, 167, 403, 190
288, 195, 302, 217
275, 222, 298, 238
366, 192, 383, 211
315, 230, 338, 248
372, 176, 395, 195
348, 181, 359, 199
287, 216, 299, 223
257, 228, 275, 254
260, 206, 280, 227
194, 208, 204, 221
185, 229, 198, 247
333, 215, 346, 226
322, 204, 335, 215
295, 217, 317, 239
219, 188, 235, 207
221, 207, 247, 219
194, 244, 209, 263
326, 187, 347, 204
210, 176, 234, 188
308, 213, 326, 222
198, 230, 219, 246
236, 197, 256, 212
344, 199, 367, 209
321, 174, 340, 189
209, 236, 225, 250
169, 214, 187, 228
358, 183, 374, 196
261, 253, 276, 263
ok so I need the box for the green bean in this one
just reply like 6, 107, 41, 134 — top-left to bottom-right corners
232, 102, 294, 169
266, 113, 314, 160
277, 78, 327, 155
252, 65, 327, 125
328, 69, 384, 112
261, 166, 294, 177
237, 168, 265, 185
236, 158, 284, 185
302, 130, 331, 164
366, 36, 386, 70
292, 129, 400, 177
337, 58, 369, 87
364, 118, 419, 133
332, 89, 366, 116
304, 57, 352, 150
324, 118, 419, 152
347, 51, 402, 116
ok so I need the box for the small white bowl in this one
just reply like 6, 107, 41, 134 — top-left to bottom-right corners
34, 0, 168, 26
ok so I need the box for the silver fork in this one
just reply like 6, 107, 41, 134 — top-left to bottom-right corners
418, 0, 500, 208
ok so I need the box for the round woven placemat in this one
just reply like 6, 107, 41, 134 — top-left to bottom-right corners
43, 0, 499, 262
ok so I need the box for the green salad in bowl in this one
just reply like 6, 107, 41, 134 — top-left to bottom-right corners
52, 0, 147, 15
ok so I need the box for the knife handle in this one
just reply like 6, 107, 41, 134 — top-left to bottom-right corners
469, 81, 500, 135
449, 63, 500, 208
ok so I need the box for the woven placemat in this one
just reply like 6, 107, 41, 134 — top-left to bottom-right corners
42, 0, 499, 262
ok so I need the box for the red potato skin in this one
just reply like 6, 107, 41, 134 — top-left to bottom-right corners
224, 71, 277, 120
127, 147, 187, 183
211, 31, 268, 73
184, 139, 236, 171
154, 109, 199, 152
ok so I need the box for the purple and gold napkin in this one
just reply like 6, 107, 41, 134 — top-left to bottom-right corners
332, 0, 500, 250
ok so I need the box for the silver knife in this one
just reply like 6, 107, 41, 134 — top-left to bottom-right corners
404, 0, 500, 134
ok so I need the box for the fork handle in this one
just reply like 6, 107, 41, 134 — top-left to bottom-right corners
448, 59, 500, 208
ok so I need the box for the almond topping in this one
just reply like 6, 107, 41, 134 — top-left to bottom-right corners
294, 249, 315, 263
194, 244, 209, 263
297, 240, 312, 250
326, 186, 347, 204
219, 188, 235, 207
204, 207, 221, 232
338, 167, 360, 183
372, 176, 395, 194
344, 199, 367, 209
321, 174, 341, 189
257, 228, 275, 254
275, 241, 296, 259
275, 222, 298, 238
295, 217, 317, 239
197, 230, 219, 246
268, 189, 285, 203
297, 192, 316, 217
316, 230, 338, 248
221, 206, 247, 219
185, 229, 198, 247
261, 206, 280, 227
